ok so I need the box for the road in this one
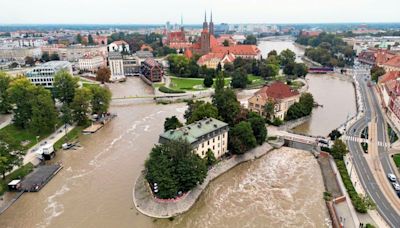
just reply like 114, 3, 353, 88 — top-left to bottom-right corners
346, 66, 400, 227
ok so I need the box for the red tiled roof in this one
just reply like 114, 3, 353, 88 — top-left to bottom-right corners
256, 82, 299, 100
112, 40, 128, 46
212, 45, 260, 56
197, 52, 225, 65
169, 42, 192, 49
383, 56, 400, 68
184, 49, 193, 59
379, 71, 400, 84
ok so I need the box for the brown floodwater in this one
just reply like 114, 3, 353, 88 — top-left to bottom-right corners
292, 74, 357, 136
0, 75, 330, 227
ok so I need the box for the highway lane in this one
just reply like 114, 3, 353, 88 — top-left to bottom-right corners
346, 71, 400, 227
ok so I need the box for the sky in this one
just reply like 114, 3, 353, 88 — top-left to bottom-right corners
1, 0, 399, 24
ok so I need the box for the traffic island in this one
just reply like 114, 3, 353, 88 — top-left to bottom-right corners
133, 143, 273, 218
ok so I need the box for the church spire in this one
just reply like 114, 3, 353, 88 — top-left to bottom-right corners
209, 10, 214, 36
180, 14, 184, 32
203, 11, 208, 31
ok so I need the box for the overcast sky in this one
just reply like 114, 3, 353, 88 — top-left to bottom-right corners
1, 0, 399, 24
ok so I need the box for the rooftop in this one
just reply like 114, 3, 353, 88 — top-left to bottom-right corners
36, 61, 71, 70
160, 118, 228, 144
255, 81, 299, 100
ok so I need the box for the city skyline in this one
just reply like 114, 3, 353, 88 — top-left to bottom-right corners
1, 0, 400, 25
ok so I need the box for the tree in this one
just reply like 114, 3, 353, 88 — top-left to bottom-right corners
283, 62, 295, 75
29, 87, 58, 134
61, 104, 73, 126
53, 70, 79, 105
203, 75, 214, 88
222, 39, 229, 47
204, 149, 217, 167
214, 72, 225, 92
24, 56, 35, 66
231, 70, 249, 89
187, 102, 219, 124
285, 93, 314, 121
264, 100, 276, 120
213, 88, 240, 126
370, 66, 386, 82
293, 63, 308, 77
96, 67, 111, 84
50, 53, 60, 61
90, 86, 111, 114
331, 139, 348, 160
164, 116, 183, 131
243, 35, 257, 45
267, 50, 278, 57
145, 140, 207, 199
88, 34, 95, 45
0, 72, 12, 114
248, 112, 267, 145
71, 88, 92, 126
41, 52, 50, 62
76, 33, 83, 44
7, 78, 36, 129
329, 129, 342, 140
0, 134, 23, 179
279, 49, 296, 66
229, 121, 257, 154
260, 63, 279, 78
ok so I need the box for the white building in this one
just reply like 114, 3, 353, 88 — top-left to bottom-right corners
159, 118, 229, 159
108, 52, 125, 80
108, 40, 130, 53
78, 55, 106, 72
26, 61, 73, 88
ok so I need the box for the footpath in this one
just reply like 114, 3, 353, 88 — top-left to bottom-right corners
133, 143, 273, 218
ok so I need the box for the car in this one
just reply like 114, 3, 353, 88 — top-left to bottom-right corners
388, 173, 397, 182
392, 182, 400, 191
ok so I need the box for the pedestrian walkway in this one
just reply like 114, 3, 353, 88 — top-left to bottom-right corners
342, 135, 391, 148
0, 114, 12, 130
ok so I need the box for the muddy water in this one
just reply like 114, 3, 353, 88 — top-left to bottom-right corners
258, 39, 304, 62
0, 78, 329, 228
292, 74, 357, 136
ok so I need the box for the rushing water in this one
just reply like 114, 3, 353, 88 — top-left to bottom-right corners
292, 74, 357, 136
258, 38, 304, 62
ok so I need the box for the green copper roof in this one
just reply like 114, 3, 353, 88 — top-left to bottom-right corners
160, 118, 228, 144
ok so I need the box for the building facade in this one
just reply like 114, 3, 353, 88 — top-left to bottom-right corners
159, 118, 229, 159
140, 58, 163, 82
78, 55, 106, 72
248, 82, 300, 120
108, 40, 130, 53
108, 52, 125, 80
26, 61, 73, 88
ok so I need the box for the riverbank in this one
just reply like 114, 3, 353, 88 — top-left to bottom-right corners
133, 143, 273, 218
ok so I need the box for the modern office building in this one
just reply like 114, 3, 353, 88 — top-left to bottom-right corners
26, 61, 73, 88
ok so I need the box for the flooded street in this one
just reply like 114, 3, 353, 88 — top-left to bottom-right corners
0, 77, 330, 227
292, 74, 357, 136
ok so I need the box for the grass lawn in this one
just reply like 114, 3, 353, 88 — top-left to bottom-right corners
0, 163, 34, 195
0, 124, 52, 151
393, 154, 400, 168
82, 83, 101, 89
53, 125, 86, 150
248, 74, 267, 87
290, 81, 305, 90
152, 82, 165, 89
169, 77, 231, 91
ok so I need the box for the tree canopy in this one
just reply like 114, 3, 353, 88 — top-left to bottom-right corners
228, 121, 257, 154
53, 70, 79, 105
164, 116, 183, 131
0, 72, 12, 114
285, 93, 314, 121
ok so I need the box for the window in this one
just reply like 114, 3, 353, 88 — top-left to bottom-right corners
208, 140, 210, 145
218, 136, 220, 140
202, 151, 205, 156
202, 143, 204, 148
213, 146, 215, 150
213, 138, 215, 143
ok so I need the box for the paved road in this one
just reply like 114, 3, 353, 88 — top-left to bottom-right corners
346, 67, 400, 227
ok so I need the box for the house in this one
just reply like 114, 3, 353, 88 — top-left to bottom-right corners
248, 82, 300, 120
378, 71, 400, 107
159, 118, 229, 159
108, 40, 130, 53
26, 61, 72, 88
380, 55, 400, 72
140, 58, 163, 82
197, 52, 235, 69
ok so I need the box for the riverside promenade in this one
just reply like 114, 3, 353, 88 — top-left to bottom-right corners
133, 143, 273, 218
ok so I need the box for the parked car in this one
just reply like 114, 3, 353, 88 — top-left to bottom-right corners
392, 182, 400, 191
388, 173, 397, 182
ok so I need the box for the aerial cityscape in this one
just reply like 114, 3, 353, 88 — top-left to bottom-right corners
1, 1, 400, 228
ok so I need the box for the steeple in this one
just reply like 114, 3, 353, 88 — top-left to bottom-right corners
180, 14, 184, 32
203, 11, 208, 31
209, 10, 214, 36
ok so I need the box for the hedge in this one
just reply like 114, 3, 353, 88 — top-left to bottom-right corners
158, 86, 185, 94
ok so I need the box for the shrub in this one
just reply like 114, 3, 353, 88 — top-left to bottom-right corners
159, 86, 185, 94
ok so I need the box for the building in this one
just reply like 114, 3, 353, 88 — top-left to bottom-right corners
78, 55, 106, 72
108, 40, 130, 53
248, 82, 300, 120
140, 58, 163, 82
108, 52, 125, 80
380, 55, 400, 72
82, 35, 108, 45
123, 55, 140, 76
159, 118, 229, 159
197, 52, 235, 69
378, 71, 400, 108
26, 61, 72, 88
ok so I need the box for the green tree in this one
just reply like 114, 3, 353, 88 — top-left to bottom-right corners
222, 39, 229, 46
41, 52, 50, 62
331, 139, 348, 160
213, 88, 240, 126
264, 100, 276, 120
24, 56, 35, 66
0, 72, 12, 114
29, 87, 58, 134
231, 70, 249, 89
203, 75, 214, 88
260, 63, 279, 78
53, 70, 79, 105
76, 33, 83, 44
214, 72, 225, 92
204, 149, 217, 167
7, 78, 36, 129
229, 121, 257, 154
283, 62, 295, 75
61, 104, 73, 126
90, 86, 111, 114
187, 102, 219, 124
279, 49, 296, 66
88, 34, 95, 45
71, 88, 92, 126
0, 134, 23, 179
164, 116, 183, 131
285, 93, 314, 121
267, 50, 278, 57
243, 35, 257, 45
96, 67, 111, 84
370, 66, 386, 82
248, 112, 267, 145
50, 53, 60, 61
293, 63, 308, 77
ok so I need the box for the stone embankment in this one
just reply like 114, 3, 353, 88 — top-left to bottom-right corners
133, 143, 273, 218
